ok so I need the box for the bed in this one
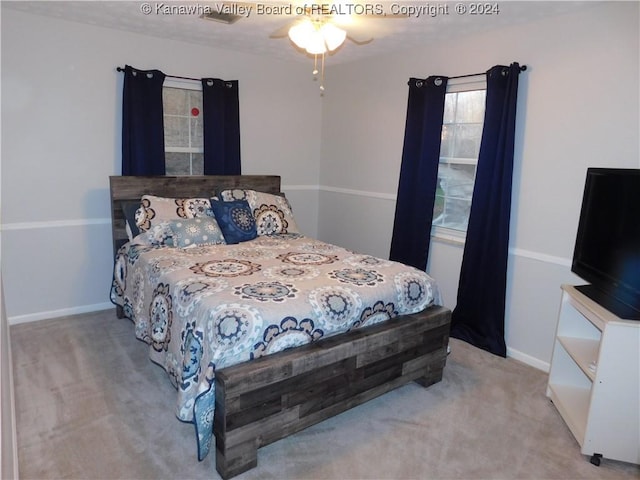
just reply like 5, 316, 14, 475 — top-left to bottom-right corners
109, 175, 451, 479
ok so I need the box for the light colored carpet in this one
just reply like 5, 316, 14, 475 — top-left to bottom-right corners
11, 309, 639, 480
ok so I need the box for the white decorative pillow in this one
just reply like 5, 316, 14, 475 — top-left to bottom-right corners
168, 217, 226, 248
136, 195, 212, 232
218, 189, 301, 236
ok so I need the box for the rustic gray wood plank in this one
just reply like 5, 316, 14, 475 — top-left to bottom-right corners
219, 307, 450, 396
214, 306, 451, 479
109, 175, 281, 257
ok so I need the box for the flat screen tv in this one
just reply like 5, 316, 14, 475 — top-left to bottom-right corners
571, 168, 640, 320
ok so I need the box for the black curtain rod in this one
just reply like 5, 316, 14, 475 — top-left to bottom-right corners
449, 64, 527, 80
117, 64, 527, 82
116, 66, 199, 82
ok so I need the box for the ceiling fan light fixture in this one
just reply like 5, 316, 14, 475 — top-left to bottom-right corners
288, 19, 347, 54
286, 18, 348, 94
321, 23, 347, 51
306, 28, 328, 54
288, 20, 315, 49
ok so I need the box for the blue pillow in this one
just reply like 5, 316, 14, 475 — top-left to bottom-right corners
210, 199, 257, 244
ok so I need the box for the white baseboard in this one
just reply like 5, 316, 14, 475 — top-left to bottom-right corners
507, 346, 550, 373
8, 302, 114, 326
9, 301, 553, 375
1, 280, 20, 480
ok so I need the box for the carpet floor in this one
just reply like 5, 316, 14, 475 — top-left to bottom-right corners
11, 309, 640, 479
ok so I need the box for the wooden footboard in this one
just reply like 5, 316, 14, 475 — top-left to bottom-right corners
214, 305, 451, 479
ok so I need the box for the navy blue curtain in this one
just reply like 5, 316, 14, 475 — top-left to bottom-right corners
121, 65, 166, 175
450, 63, 523, 357
389, 76, 448, 270
201, 78, 241, 175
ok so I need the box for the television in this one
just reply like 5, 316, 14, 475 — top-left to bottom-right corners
571, 168, 640, 320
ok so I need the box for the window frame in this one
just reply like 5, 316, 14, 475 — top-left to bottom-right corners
431, 76, 487, 245
162, 77, 204, 176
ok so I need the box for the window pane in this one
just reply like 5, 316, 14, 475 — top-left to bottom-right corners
433, 87, 485, 232
163, 87, 204, 176
165, 152, 204, 176
453, 124, 483, 158
165, 152, 192, 175
440, 197, 472, 230
440, 125, 454, 158
163, 87, 188, 116
433, 161, 477, 231
191, 117, 203, 148
192, 153, 204, 175
164, 116, 189, 148
189, 90, 203, 112
455, 90, 486, 123
443, 93, 456, 124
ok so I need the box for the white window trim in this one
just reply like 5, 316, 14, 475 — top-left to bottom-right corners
431, 225, 467, 246
164, 77, 201, 90
446, 75, 486, 93
431, 75, 487, 245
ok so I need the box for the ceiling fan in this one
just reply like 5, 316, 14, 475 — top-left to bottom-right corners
267, 3, 407, 51
268, 2, 408, 92
203, 2, 408, 92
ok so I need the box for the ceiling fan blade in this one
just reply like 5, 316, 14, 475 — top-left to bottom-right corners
269, 22, 294, 38
346, 32, 373, 45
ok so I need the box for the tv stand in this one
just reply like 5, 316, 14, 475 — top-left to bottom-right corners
575, 284, 640, 320
547, 285, 639, 466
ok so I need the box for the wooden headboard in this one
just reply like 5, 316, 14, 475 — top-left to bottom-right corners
109, 175, 281, 256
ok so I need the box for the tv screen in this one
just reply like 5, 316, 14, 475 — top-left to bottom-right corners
572, 168, 640, 320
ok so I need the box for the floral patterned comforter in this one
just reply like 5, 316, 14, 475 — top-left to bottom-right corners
110, 233, 441, 460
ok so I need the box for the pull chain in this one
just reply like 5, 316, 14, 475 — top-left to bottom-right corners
311, 53, 326, 95
320, 52, 325, 94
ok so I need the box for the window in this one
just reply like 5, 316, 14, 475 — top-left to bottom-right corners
163, 81, 204, 175
432, 79, 486, 236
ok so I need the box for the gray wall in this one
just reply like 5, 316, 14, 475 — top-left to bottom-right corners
1, 7, 321, 322
317, 2, 639, 369
2, 2, 639, 371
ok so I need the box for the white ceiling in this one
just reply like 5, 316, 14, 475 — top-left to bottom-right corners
4, 1, 598, 65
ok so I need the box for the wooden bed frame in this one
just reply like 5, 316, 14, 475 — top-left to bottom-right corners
109, 175, 451, 479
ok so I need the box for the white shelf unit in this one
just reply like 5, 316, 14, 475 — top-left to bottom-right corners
547, 285, 640, 466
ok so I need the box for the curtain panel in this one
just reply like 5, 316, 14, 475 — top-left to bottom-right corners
450, 63, 523, 357
201, 78, 241, 175
121, 65, 166, 175
389, 76, 448, 270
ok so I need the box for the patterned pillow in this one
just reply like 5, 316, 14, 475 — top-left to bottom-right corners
134, 222, 174, 247
168, 217, 226, 248
218, 189, 301, 236
210, 199, 257, 244
136, 195, 212, 232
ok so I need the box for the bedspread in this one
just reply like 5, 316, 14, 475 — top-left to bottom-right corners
110, 233, 441, 459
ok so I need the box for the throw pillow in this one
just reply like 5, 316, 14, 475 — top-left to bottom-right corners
136, 195, 212, 232
210, 199, 257, 244
218, 189, 301, 236
169, 217, 226, 248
